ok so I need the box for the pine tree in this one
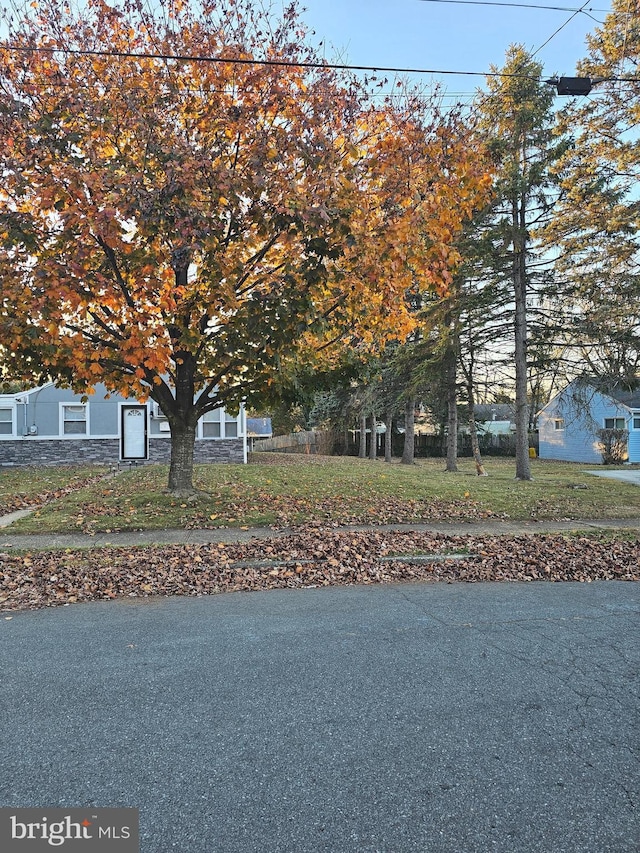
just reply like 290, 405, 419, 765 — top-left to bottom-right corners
544, 0, 640, 384
478, 46, 563, 479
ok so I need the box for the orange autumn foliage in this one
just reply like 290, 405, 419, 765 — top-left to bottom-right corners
0, 0, 491, 489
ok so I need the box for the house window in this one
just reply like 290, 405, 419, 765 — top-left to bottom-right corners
201, 408, 241, 438
633, 416, 640, 430
0, 407, 13, 435
604, 417, 626, 430
553, 418, 564, 431
62, 404, 87, 435
202, 408, 222, 438
225, 412, 238, 438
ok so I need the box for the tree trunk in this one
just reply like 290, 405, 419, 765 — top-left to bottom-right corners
466, 378, 487, 476
513, 195, 532, 480
164, 254, 201, 495
401, 398, 415, 465
168, 420, 197, 493
358, 412, 367, 458
369, 413, 377, 460
384, 411, 393, 463
444, 346, 458, 472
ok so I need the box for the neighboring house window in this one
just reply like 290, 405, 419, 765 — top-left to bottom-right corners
604, 417, 626, 430
0, 407, 13, 435
633, 415, 640, 430
62, 404, 88, 435
553, 419, 564, 431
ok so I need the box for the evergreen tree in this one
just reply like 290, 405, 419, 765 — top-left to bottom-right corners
478, 46, 563, 479
544, 0, 640, 384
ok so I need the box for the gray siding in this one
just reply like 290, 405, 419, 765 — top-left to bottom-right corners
89, 399, 120, 435
8, 383, 122, 437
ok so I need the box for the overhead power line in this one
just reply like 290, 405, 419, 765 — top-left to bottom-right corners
0, 41, 528, 78
417, 0, 612, 11
0, 42, 565, 80
531, 0, 592, 56
617, 0, 634, 81
1, 42, 638, 86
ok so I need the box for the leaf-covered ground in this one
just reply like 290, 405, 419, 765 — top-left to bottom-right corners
1, 529, 638, 613
6, 455, 640, 535
0, 467, 110, 516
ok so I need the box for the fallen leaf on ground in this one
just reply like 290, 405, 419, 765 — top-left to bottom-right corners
0, 529, 638, 613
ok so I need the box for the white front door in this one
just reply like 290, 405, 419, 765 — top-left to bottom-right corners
121, 405, 148, 460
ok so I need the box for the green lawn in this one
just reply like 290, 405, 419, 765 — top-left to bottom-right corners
0, 465, 110, 515
2, 454, 639, 534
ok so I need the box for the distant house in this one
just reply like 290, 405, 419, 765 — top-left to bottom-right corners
246, 416, 273, 451
0, 382, 247, 466
467, 404, 516, 438
538, 378, 640, 464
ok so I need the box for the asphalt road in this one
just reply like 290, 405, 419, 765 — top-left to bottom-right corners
1, 581, 639, 853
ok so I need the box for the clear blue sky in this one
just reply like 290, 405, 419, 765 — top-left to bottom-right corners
295, 0, 611, 105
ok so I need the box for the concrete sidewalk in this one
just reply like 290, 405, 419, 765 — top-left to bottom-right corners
585, 469, 640, 485
0, 517, 638, 550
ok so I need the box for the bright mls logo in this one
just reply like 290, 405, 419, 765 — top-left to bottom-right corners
0, 809, 139, 851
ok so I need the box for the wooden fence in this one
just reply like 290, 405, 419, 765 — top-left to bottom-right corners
251, 430, 334, 455
252, 429, 537, 459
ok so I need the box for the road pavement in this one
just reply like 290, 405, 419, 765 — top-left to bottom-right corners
1, 580, 638, 852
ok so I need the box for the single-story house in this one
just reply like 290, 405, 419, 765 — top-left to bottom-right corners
246, 416, 273, 451
463, 404, 516, 438
538, 378, 640, 464
0, 382, 247, 466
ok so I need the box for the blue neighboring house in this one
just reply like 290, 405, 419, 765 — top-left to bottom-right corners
0, 382, 247, 466
538, 378, 640, 464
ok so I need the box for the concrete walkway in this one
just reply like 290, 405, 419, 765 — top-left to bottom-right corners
0, 517, 638, 550
585, 469, 640, 485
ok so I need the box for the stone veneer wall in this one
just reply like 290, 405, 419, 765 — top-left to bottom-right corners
0, 438, 244, 466
149, 439, 245, 464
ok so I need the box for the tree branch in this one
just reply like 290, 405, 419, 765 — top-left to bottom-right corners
93, 235, 136, 309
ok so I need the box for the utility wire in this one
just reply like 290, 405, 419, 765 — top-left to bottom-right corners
417, 0, 611, 12
1, 39, 638, 86
531, 0, 591, 55
0, 41, 570, 80
617, 0, 634, 83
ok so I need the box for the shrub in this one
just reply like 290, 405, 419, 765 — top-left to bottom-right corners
597, 428, 629, 464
